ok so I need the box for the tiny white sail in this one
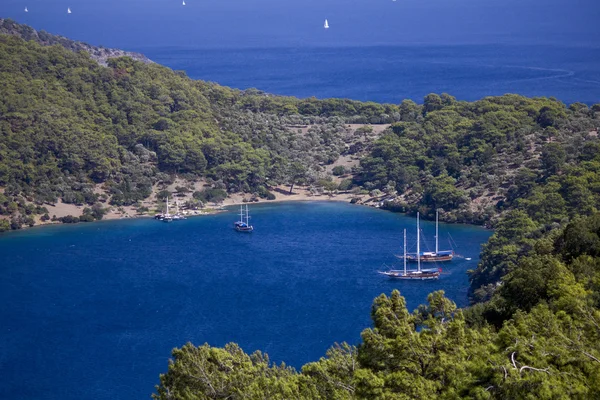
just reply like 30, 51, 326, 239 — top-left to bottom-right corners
182, 0, 186, 5
25, 7, 28, 12
324, 19, 329, 29
67, 7, 71, 14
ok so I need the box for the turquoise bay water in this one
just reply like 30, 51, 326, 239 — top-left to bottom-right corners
0, 202, 491, 399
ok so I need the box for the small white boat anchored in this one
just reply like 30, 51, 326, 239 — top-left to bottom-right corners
324, 19, 329, 29
172, 200, 187, 220
159, 197, 173, 222
25, 7, 28, 12
182, 0, 186, 5
67, 7, 71, 14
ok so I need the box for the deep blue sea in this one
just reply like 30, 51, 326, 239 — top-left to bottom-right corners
143, 45, 600, 105
4, 0, 600, 105
0, 202, 492, 399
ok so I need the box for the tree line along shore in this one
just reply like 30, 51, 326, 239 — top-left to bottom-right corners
1, 19, 600, 398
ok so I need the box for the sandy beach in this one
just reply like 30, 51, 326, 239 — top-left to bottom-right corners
24, 184, 367, 229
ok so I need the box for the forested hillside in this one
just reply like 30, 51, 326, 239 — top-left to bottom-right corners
0, 29, 395, 231
357, 94, 600, 226
0, 18, 152, 65
2, 22, 598, 234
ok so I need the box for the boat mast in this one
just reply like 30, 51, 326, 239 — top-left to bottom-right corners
435, 209, 439, 254
245, 205, 249, 225
403, 228, 407, 276
166, 197, 169, 215
240, 205, 244, 223
417, 212, 421, 272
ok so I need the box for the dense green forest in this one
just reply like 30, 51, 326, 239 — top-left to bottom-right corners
0, 18, 152, 65
358, 94, 600, 225
2, 21, 600, 398
0, 23, 398, 231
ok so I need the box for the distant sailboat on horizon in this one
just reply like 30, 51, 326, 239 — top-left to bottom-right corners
67, 7, 71, 14
324, 19, 329, 29
182, 0, 186, 5
24, 7, 28, 12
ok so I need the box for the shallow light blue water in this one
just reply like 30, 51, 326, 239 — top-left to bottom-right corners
0, 202, 491, 399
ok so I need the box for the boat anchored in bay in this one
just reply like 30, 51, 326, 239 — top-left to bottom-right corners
379, 212, 441, 280
154, 197, 174, 222
398, 209, 454, 263
234, 205, 253, 232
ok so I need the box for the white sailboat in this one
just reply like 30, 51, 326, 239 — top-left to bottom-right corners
163, 197, 173, 222
379, 213, 441, 280
67, 7, 71, 14
234, 205, 253, 232
396, 209, 454, 263
182, 0, 186, 5
324, 19, 329, 29
24, 7, 28, 12
172, 200, 186, 220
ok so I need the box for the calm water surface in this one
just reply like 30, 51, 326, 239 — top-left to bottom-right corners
143, 45, 600, 105
0, 202, 491, 399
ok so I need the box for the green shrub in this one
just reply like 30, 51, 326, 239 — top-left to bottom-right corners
193, 188, 228, 203
59, 215, 80, 224
332, 166, 346, 176
79, 214, 94, 222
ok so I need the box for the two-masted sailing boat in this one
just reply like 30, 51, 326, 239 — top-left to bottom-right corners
401, 210, 454, 263
154, 197, 173, 222
162, 197, 173, 222
234, 205, 253, 232
380, 212, 441, 280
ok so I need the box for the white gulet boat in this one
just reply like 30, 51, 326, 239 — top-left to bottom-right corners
397, 209, 454, 263
234, 205, 253, 232
379, 212, 441, 280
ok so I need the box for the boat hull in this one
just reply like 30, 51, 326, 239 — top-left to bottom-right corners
378, 271, 440, 280
408, 254, 453, 263
234, 223, 253, 232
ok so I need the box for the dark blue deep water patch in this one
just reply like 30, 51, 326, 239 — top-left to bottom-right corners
0, 202, 491, 399
143, 45, 600, 105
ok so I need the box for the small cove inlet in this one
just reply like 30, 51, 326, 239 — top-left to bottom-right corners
0, 201, 492, 400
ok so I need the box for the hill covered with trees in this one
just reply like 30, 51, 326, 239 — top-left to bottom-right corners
2, 20, 599, 235
0, 24, 395, 231
357, 94, 600, 226
0, 18, 152, 66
